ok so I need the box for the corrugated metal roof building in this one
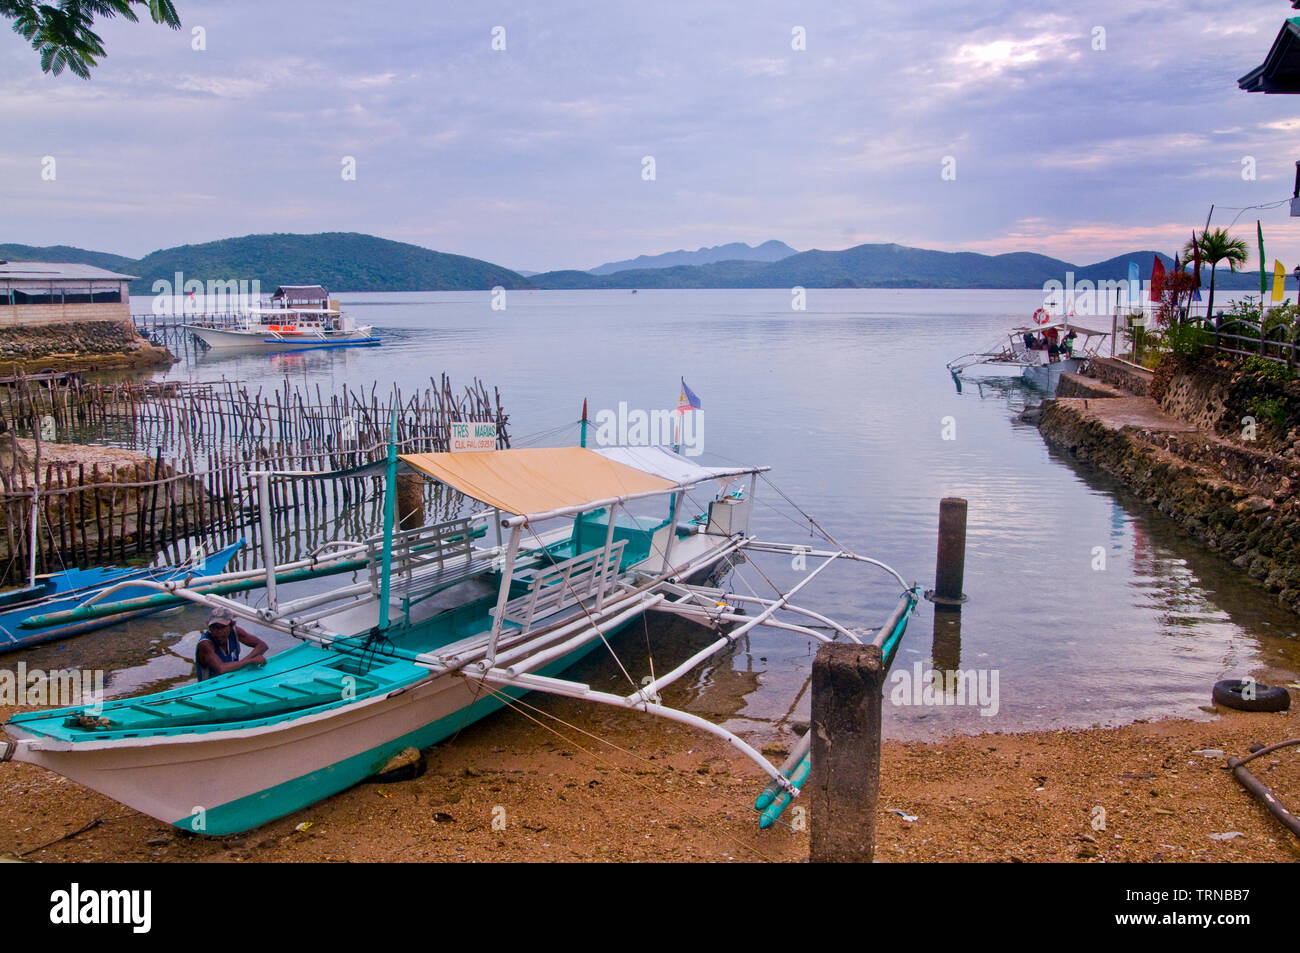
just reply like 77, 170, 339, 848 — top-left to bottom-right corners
0, 261, 136, 325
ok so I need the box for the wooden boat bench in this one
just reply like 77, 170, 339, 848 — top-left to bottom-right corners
492, 539, 626, 636
364, 518, 497, 612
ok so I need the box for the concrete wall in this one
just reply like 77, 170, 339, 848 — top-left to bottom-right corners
1084, 357, 1152, 397
1057, 372, 1128, 399
0, 300, 131, 327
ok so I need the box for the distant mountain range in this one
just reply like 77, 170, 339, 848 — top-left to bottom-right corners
0, 234, 1275, 293
588, 240, 798, 275
0, 233, 532, 294
532, 246, 1275, 291
0, 243, 138, 275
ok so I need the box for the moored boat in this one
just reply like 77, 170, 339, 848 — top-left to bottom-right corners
185, 284, 377, 351
947, 319, 1110, 394
1, 429, 917, 835
0, 539, 245, 653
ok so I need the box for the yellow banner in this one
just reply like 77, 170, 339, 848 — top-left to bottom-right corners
1272, 259, 1287, 302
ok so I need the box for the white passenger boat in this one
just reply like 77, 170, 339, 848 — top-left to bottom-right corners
185, 284, 378, 351
947, 320, 1109, 394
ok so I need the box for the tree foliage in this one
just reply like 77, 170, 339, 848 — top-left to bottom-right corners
1155, 270, 1197, 327
1, 0, 179, 78
1182, 227, 1249, 323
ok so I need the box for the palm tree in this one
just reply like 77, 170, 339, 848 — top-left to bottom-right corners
1183, 228, 1249, 326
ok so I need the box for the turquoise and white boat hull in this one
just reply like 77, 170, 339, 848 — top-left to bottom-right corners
3, 526, 721, 835
6, 636, 607, 835
186, 325, 376, 351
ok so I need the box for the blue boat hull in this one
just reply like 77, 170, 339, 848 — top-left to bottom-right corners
0, 540, 245, 654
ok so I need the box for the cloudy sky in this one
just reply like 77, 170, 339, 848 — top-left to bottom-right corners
3, 0, 1300, 272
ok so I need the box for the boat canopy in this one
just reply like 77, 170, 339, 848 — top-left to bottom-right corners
1011, 322, 1109, 336
399, 446, 762, 523
592, 445, 751, 486
246, 307, 340, 315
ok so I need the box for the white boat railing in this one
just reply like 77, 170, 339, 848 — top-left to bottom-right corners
493, 539, 626, 637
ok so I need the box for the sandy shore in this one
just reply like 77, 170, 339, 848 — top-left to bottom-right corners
2, 688, 1297, 863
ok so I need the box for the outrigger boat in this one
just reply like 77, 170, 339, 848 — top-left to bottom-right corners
0, 541, 245, 654
186, 285, 377, 352
1, 427, 918, 836
187, 308, 378, 352
947, 321, 1109, 394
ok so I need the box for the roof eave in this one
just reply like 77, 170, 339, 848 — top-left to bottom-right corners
1240, 18, 1300, 92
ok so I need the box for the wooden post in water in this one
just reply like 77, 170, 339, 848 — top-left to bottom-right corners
809, 642, 883, 863
396, 472, 424, 529
926, 497, 968, 607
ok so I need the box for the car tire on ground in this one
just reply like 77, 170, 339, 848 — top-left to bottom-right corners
1212, 679, 1291, 713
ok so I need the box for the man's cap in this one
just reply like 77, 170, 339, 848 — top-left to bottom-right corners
208, 607, 236, 626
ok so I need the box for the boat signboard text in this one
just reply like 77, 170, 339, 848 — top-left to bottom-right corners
450, 420, 498, 452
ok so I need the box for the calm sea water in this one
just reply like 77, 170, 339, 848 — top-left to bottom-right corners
14, 289, 1299, 742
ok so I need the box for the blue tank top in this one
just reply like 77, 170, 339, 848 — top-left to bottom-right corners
196, 629, 241, 681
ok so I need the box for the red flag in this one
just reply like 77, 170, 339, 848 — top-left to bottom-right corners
1149, 256, 1166, 302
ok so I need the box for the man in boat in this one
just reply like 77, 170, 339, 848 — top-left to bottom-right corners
1061, 329, 1078, 357
1042, 325, 1060, 362
195, 607, 268, 681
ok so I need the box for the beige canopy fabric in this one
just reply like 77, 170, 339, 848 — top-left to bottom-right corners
399, 447, 677, 518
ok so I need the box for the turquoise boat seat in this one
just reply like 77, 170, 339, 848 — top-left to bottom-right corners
543, 508, 672, 570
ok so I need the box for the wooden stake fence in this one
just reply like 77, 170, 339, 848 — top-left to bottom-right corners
0, 373, 510, 584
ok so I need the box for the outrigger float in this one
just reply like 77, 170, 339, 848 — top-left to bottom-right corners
1, 424, 918, 835
0, 540, 245, 655
947, 320, 1110, 394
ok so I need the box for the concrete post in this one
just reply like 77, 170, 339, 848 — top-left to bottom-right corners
809, 642, 883, 863
927, 497, 968, 607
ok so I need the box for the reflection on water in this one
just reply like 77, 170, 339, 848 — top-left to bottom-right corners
2, 290, 1295, 746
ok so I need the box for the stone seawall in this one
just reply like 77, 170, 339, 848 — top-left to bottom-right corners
1084, 357, 1152, 397
1056, 373, 1127, 399
1039, 398, 1300, 615
0, 319, 172, 371
1157, 363, 1232, 431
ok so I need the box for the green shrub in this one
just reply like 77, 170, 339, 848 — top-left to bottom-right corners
1240, 356, 1295, 382
1248, 395, 1288, 431
1226, 297, 1263, 322
1263, 301, 1300, 333
1161, 321, 1210, 358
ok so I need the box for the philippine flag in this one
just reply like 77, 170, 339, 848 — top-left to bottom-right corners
677, 378, 701, 414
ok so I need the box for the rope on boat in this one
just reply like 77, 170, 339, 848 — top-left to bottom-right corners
523, 524, 641, 693
461, 676, 788, 857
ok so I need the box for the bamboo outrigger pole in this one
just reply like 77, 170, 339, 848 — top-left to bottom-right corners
377, 409, 399, 633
